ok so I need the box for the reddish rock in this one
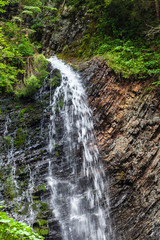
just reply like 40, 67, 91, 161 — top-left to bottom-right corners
80, 57, 160, 240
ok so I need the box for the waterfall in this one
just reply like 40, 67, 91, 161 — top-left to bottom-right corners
47, 56, 114, 240
2, 115, 36, 225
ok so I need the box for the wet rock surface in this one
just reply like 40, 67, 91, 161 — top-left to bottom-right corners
0, 57, 160, 240
0, 79, 62, 239
80, 57, 160, 240
42, 6, 89, 54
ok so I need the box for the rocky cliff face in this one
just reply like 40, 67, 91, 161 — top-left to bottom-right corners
0, 77, 62, 240
80, 57, 160, 240
42, 5, 89, 55
0, 58, 159, 240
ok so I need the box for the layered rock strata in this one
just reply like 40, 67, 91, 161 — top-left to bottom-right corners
0, 58, 159, 240
80, 57, 160, 240
0, 79, 62, 240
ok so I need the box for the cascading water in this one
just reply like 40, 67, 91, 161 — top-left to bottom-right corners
2, 115, 36, 225
47, 56, 115, 240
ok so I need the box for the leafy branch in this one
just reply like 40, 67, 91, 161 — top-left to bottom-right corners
0, 205, 44, 240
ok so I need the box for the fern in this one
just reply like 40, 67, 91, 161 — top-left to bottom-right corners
23, 6, 41, 14
22, 10, 33, 15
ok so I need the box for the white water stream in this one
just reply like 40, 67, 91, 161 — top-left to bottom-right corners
47, 56, 114, 240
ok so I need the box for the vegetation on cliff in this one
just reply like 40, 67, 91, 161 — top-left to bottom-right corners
0, 0, 50, 96
0, 1, 159, 239
63, 0, 160, 80
0, 205, 44, 240
1, 0, 160, 87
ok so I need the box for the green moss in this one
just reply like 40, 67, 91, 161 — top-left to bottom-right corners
56, 108, 59, 113
18, 108, 27, 118
33, 113, 41, 121
34, 217, 49, 236
15, 166, 26, 176
37, 212, 43, 219
57, 99, 64, 108
19, 203, 30, 215
4, 136, 12, 147
14, 54, 49, 98
34, 226, 49, 236
28, 106, 34, 112
14, 128, 27, 149
40, 202, 49, 212
39, 228, 49, 236
15, 104, 21, 109
55, 151, 59, 157
51, 69, 62, 88
37, 219, 47, 227
37, 184, 46, 192
68, 63, 79, 71
3, 175, 17, 200
32, 203, 38, 211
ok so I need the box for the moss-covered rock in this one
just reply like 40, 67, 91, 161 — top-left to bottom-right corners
50, 69, 62, 88
0, 78, 61, 239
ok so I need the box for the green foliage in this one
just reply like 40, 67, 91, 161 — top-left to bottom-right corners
0, 6, 49, 96
0, 21, 35, 93
104, 0, 112, 6
22, 0, 42, 7
1, 0, 160, 86
12, 16, 23, 22
14, 128, 26, 148
33, 54, 49, 83
96, 39, 160, 78
18, 108, 27, 117
23, 6, 41, 15
152, 80, 160, 86
0, 0, 51, 96
22, 10, 34, 15
15, 75, 40, 98
0, 206, 44, 240
51, 69, 61, 87
37, 184, 46, 192
15, 54, 49, 98
57, 99, 64, 108
0, 63, 23, 93
78, 34, 160, 78
0, 0, 9, 13
3, 176, 17, 200
18, 42, 34, 56
4, 136, 12, 147
31, 19, 43, 30
42, 6, 57, 12
62, 0, 160, 80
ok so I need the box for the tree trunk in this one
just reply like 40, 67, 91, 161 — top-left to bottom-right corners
155, 0, 160, 22
59, 0, 66, 16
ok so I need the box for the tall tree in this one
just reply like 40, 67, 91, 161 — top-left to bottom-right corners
155, 0, 160, 21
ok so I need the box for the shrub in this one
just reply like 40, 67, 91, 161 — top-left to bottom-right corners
14, 54, 49, 98
0, 205, 44, 240
15, 75, 40, 98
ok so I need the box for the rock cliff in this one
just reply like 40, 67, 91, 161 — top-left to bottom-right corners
1, 1, 160, 239
80, 57, 160, 240
0, 57, 159, 240
0, 77, 62, 239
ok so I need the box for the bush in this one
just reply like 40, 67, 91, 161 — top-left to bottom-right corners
78, 34, 160, 79
22, 0, 42, 7
0, 206, 44, 240
14, 54, 49, 98
97, 40, 160, 78
15, 75, 40, 97
0, 22, 35, 94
